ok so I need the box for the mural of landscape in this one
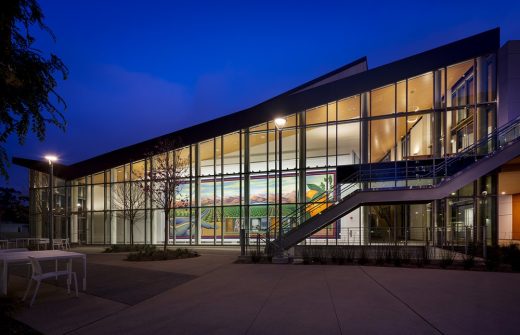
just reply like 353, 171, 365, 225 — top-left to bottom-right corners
173, 171, 337, 239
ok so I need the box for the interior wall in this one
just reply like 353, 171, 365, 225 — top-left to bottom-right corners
514, 194, 520, 240
498, 195, 513, 240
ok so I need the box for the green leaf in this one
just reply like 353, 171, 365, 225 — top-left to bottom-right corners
307, 184, 323, 192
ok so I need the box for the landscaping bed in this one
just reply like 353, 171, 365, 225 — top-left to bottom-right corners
237, 243, 520, 272
126, 247, 199, 261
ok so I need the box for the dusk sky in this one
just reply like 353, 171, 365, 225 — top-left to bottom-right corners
3, 0, 520, 192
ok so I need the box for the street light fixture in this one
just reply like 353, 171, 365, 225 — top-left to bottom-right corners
45, 155, 58, 249
274, 118, 287, 130
274, 117, 286, 244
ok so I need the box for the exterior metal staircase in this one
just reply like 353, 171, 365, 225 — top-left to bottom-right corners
268, 116, 520, 251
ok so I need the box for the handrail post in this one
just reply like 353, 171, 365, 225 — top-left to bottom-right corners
482, 225, 487, 259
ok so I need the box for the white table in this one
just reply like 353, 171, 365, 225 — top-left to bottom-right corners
0, 250, 87, 295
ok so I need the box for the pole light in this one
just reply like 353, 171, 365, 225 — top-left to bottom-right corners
274, 118, 286, 244
45, 155, 58, 250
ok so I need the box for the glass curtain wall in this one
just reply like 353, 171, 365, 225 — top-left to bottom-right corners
28, 54, 498, 246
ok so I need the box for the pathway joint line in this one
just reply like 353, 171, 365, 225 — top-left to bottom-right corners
359, 266, 444, 335
323, 267, 343, 335
245, 267, 287, 335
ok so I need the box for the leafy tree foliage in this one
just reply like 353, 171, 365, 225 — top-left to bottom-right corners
0, 0, 68, 178
0, 187, 29, 223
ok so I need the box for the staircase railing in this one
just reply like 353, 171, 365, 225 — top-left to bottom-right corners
244, 116, 520, 254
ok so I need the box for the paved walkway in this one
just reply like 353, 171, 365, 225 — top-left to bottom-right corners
9, 247, 520, 334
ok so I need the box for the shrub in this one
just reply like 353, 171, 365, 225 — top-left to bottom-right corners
127, 248, 199, 261
104, 244, 156, 253
439, 250, 455, 269
392, 248, 402, 267
462, 255, 475, 270
345, 247, 354, 263
250, 250, 263, 263
485, 247, 501, 271
384, 247, 393, 264
330, 248, 347, 264
357, 247, 368, 265
308, 247, 327, 264
302, 249, 311, 265
375, 246, 385, 265
502, 244, 520, 272
417, 247, 431, 267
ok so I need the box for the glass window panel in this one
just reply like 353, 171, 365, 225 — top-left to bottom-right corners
176, 147, 190, 178
408, 72, 433, 112
250, 174, 267, 204
408, 113, 432, 158
249, 205, 268, 232
131, 161, 145, 180
338, 95, 360, 120
174, 208, 190, 240
396, 117, 407, 160
306, 126, 327, 168
371, 84, 395, 116
93, 184, 104, 210
249, 131, 267, 172
328, 102, 337, 122
285, 114, 297, 128
328, 125, 337, 166
337, 122, 360, 165
199, 139, 214, 176
268, 174, 277, 204
306, 105, 327, 125
215, 137, 222, 175
223, 132, 240, 174
268, 131, 276, 171
250, 123, 267, 132
370, 118, 395, 163
92, 173, 104, 184
223, 177, 240, 205
200, 207, 215, 240
223, 206, 240, 239
215, 179, 222, 206
176, 181, 190, 208
396, 80, 406, 113
200, 179, 214, 206
282, 174, 297, 203
92, 212, 104, 244
447, 59, 474, 108
282, 129, 297, 170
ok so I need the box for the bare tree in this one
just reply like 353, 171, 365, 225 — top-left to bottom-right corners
112, 177, 145, 245
145, 139, 189, 251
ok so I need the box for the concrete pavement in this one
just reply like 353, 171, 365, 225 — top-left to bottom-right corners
9, 247, 520, 334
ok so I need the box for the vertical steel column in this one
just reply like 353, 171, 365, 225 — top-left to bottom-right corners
476, 56, 489, 155
49, 162, 54, 249
278, 128, 283, 243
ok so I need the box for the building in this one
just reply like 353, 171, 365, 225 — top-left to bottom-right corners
14, 28, 520, 250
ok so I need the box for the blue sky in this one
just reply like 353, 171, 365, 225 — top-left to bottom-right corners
3, 0, 520, 191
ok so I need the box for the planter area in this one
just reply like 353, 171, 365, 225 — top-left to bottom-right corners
237, 244, 520, 272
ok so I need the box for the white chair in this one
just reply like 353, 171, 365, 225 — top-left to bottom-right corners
23, 257, 78, 307
52, 239, 64, 250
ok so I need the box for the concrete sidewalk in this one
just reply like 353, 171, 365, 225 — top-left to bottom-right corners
10, 248, 520, 334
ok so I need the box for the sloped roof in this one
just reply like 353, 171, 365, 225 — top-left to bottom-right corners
14, 28, 500, 180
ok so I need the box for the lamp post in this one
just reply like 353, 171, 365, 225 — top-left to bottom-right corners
45, 155, 58, 250
274, 118, 286, 242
